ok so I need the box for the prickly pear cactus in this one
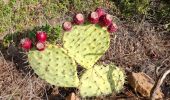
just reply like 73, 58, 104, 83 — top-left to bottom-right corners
63, 24, 110, 69
28, 45, 79, 87
6, 7, 127, 99
79, 64, 125, 97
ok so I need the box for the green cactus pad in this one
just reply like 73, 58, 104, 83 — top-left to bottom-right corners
79, 64, 125, 97
28, 45, 79, 87
63, 24, 110, 69
107, 65, 125, 93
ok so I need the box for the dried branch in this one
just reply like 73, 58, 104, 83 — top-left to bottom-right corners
150, 67, 170, 100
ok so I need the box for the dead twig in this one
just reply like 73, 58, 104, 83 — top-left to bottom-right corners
136, 15, 145, 35
155, 57, 170, 78
150, 67, 170, 100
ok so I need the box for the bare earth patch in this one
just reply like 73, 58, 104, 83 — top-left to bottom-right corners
0, 55, 47, 99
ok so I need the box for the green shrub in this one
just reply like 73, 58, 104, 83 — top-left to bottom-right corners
113, 0, 150, 16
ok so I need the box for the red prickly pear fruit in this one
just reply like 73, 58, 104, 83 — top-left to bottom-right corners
73, 13, 84, 25
36, 42, 45, 51
62, 21, 72, 31
20, 38, 32, 51
95, 8, 105, 17
107, 23, 118, 33
36, 31, 47, 43
88, 12, 99, 24
99, 14, 113, 27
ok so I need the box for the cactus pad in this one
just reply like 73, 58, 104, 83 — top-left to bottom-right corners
79, 64, 125, 97
63, 24, 110, 69
28, 45, 79, 87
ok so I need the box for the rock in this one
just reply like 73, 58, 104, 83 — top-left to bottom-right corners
49, 87, 59, 97
128, 72, 163, 99
66, 92, 79, 100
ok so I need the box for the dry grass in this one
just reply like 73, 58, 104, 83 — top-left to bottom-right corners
102, 20, 167, 69
0, 51, 48, 99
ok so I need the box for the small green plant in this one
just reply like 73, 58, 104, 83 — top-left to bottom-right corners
41, 24, 62, 43
3, 24, 62, 47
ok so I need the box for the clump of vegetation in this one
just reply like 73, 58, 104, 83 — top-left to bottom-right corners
0, 0, 105, 36
152, 0, 170, 24
3, 24, 62, 47
114, 0, 150, 16
113, 0, 170, 26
